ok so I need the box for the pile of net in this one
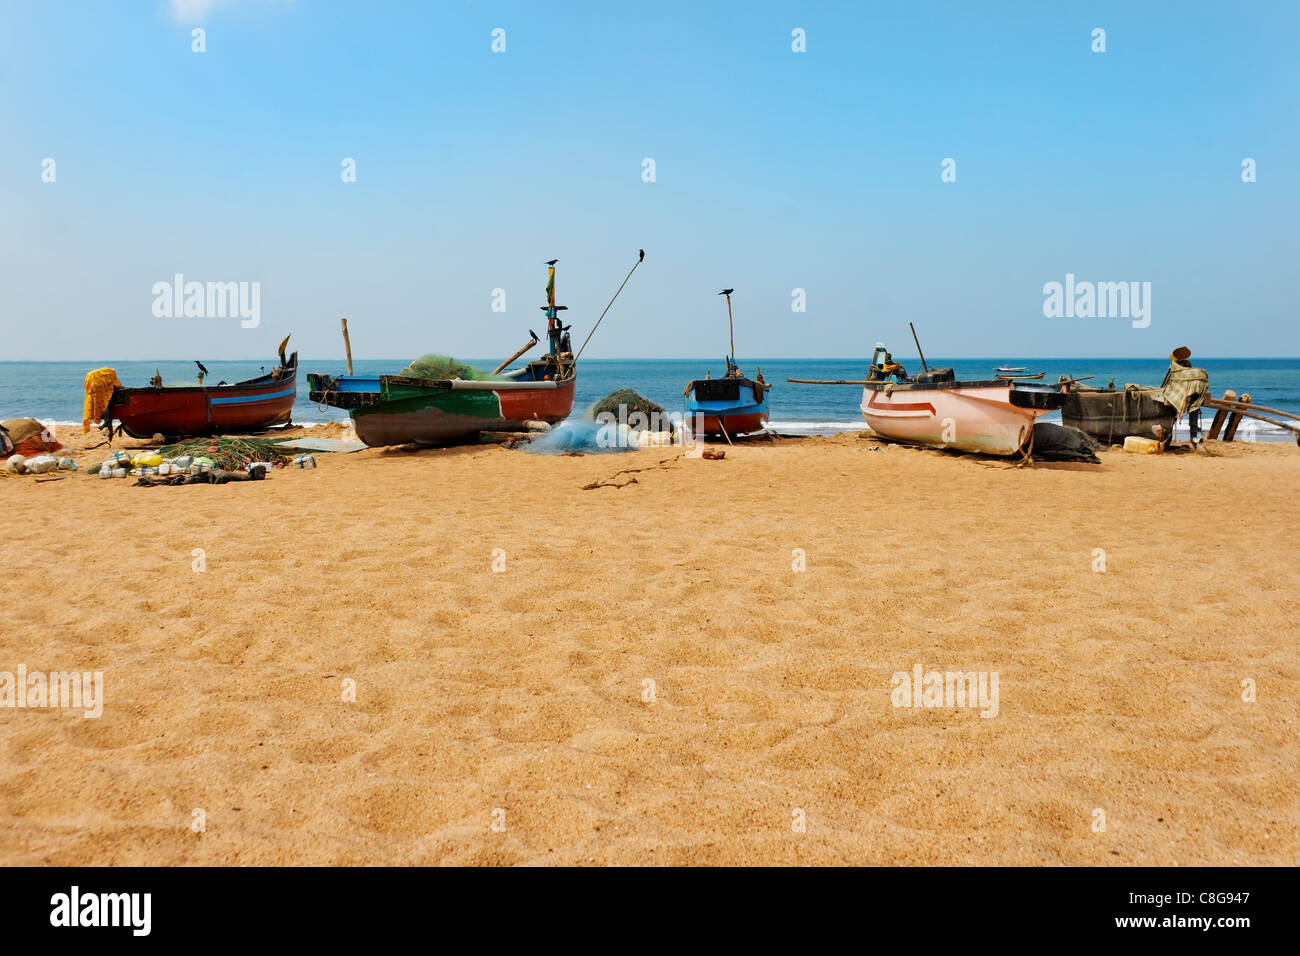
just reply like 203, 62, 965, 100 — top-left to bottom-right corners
590, 389, 664, 422
399, 354, 504, 381
156, 436, 291, 470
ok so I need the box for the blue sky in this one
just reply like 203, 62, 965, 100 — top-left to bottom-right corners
2, 1, 1297, 361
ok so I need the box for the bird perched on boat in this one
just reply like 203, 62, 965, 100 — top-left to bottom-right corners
544, 259, 558, 266
719, 288, 734, 296
639, 249, 644, 261
195, 360, 209, 376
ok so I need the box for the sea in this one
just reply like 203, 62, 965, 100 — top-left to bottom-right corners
3, 357, 1299, 441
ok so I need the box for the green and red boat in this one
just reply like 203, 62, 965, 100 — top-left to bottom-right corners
309, 258, 639, 447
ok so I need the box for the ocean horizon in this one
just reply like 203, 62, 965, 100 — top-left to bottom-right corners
5, 356, 1299, 440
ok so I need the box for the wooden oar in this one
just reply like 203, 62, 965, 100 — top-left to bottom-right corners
787, 378, 873, 385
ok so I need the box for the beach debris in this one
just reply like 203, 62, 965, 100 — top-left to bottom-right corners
1123, 436, 1163, 454
523, 420, 552, 432
703, 448, 726, 460
271, 437, 366, 454
85, 436, 291, 479
6, 454, 28, 474
2, 419, 62, 456
134, 466, 268, 487
581, 455, 682, 490
294, 454, 317, 468
24, 455, 59, 474
1031, 422, 1100, 464
157, 436, 291, 471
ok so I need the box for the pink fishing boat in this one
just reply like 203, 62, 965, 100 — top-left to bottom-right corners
789, 329, 1068, 456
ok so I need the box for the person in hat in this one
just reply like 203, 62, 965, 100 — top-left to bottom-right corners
1162, 346, 1208, 445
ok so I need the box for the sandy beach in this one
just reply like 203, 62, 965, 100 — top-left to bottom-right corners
1, 428, 1296, 866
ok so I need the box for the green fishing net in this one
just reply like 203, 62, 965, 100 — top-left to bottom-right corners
399, 354, 504, 381
591, 389, 665, 420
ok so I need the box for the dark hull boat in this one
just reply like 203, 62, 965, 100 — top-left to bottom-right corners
104, 344, 297, 440
1061, 384, 1176, 446
684, 375, 769, 436
684, 288, 770, 438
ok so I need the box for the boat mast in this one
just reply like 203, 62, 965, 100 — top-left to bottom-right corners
541, 259, 568, 357
720, 288, 737, 376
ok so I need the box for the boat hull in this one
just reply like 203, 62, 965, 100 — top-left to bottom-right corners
685, 377, 770, 437
106, 357, 297, 439
1061, 386, 1176, 445
308, 373, 576, 447
861, 381, 1061, 455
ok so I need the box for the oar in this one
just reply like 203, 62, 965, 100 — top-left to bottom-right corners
909, 322, 930, 372
786, 378, 874, 385
491, 330, 539, 375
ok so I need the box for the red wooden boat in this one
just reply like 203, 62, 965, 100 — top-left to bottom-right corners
102, 340, 298, 440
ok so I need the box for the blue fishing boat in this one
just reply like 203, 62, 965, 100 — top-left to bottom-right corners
684, 289, 771, 438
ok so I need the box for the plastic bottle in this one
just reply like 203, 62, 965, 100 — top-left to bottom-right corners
1123, 436, 1163, 455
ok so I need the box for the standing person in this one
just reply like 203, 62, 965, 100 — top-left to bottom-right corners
1161, 346, 1209, 445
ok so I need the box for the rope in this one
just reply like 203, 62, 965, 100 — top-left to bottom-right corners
575, 253, 645, 362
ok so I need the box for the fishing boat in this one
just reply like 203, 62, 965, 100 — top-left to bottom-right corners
995, 364, 1028, 375
1061, 382, 1177, 446
789, 327, 1068, 456
308, 255, 643, 447
101, 337, 298, 439
683, 289, 770, 438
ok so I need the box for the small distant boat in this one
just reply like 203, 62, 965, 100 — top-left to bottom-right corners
684, 289, 771, 438
789, 326, 1067, 456
1061, 382, 1177, 446
995, 365, 1028, 374
103, 336, 297, 439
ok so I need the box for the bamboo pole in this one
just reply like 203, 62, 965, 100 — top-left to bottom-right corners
341, 318, 354, 375
1207, 390, 1234, 440
491, 332, 539, 375
1204, 396, 1300, 422
1223, 393, 1251, 442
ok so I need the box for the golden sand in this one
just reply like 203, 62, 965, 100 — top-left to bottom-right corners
1, 427, 1296, 865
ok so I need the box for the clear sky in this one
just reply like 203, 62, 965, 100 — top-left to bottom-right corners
2, 1, 1297, 361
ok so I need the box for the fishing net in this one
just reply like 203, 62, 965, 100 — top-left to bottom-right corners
399, 354, 504, 381
524, 419, 631, 455
157, 436, 291, 470
590, 389, 664, 421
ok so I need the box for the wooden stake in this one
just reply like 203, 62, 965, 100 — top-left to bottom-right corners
1224, 393, 1251, 442
341, 318, 354, 375
1207, 389, 1235, 440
